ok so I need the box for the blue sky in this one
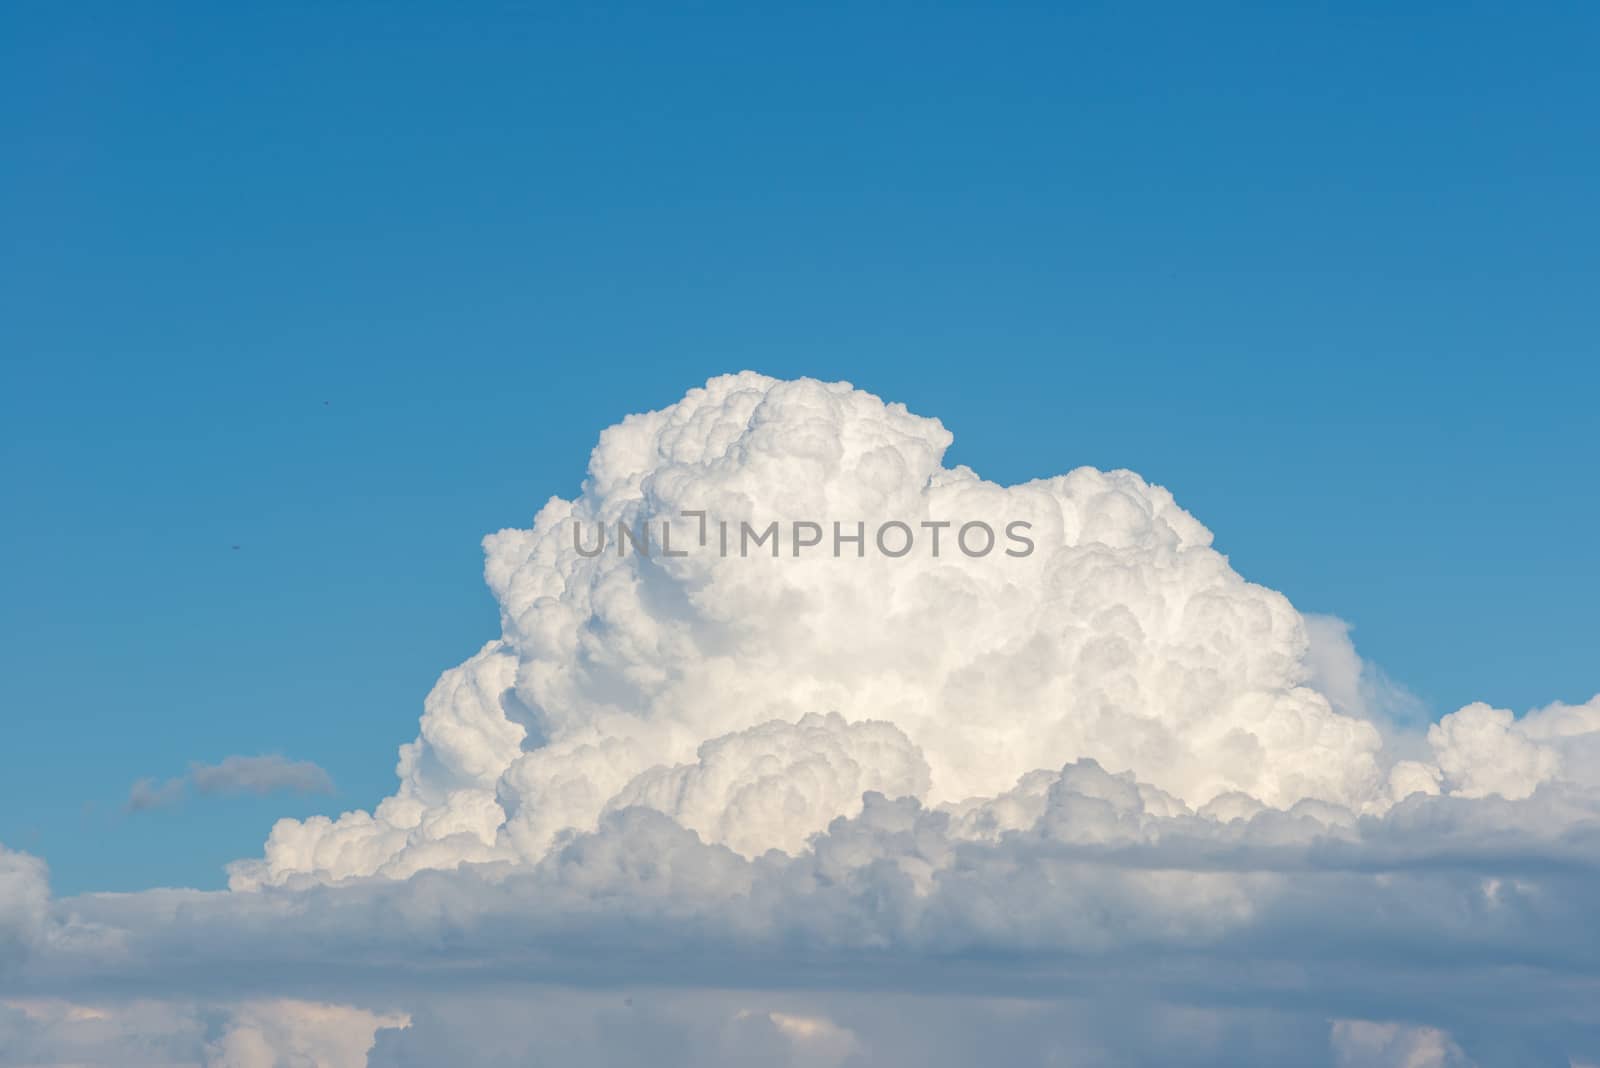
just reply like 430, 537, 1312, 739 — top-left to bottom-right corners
3, 1, 1597, 900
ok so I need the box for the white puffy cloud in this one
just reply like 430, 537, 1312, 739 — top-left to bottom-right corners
7, 374, 1600, 1066
231, 373, 1402, 889
1422, 697, 1600, 800
606, 712, 930, 856
229, 646, 521, 887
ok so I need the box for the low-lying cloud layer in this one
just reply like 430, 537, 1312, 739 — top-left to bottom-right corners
4, 374, 1597, 1066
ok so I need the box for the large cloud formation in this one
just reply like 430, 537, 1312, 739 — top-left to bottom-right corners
4, 374, 1599, 1066
232, 373, 1399, 888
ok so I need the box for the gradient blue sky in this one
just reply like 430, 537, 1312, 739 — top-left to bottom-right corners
3, 2, 1596, 896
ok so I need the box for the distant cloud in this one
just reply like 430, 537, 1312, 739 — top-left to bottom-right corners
189, 755, 334, 798
124, 777, 185, 813
125, 756, 333, 812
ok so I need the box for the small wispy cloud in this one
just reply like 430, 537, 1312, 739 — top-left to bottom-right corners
124, 776, 186, 813
125, 756, 334, 813
190, 755, 335, 797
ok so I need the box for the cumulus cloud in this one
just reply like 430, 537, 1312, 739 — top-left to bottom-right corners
606, 711, 929, 857
230, 373, 1408, 889
6, 374, 1599, 1066
125, 755, 334, 813
1424, 698, 1600, 800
